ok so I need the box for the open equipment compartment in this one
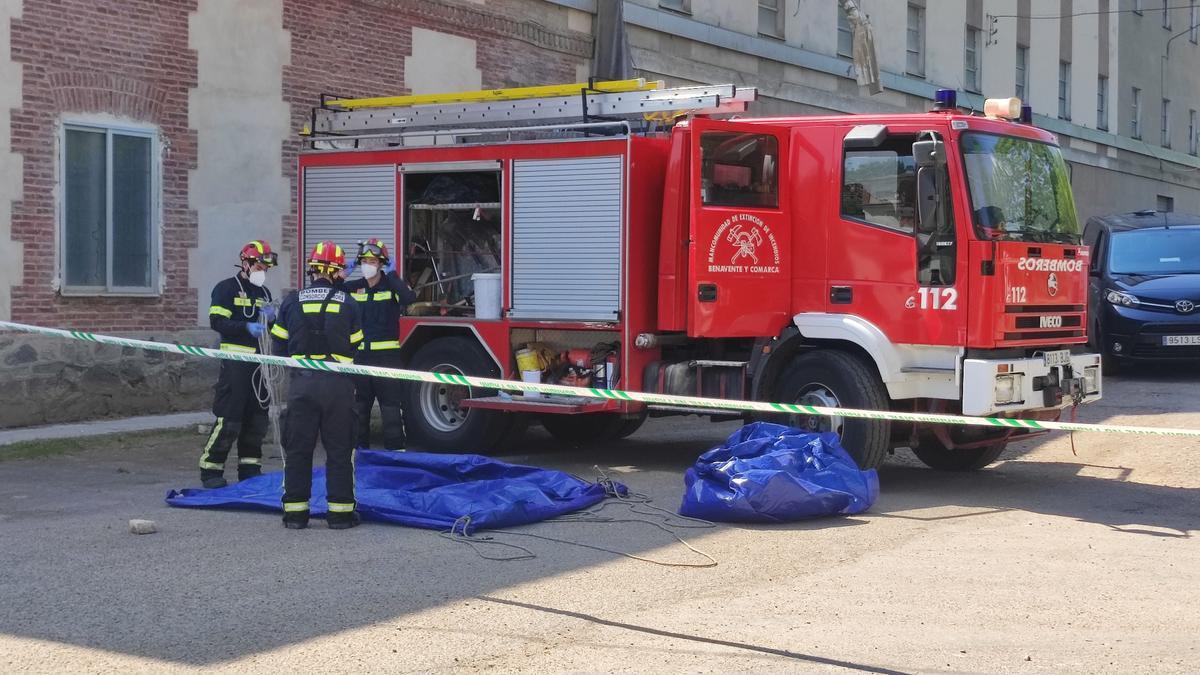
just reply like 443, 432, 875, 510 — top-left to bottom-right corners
402, 165, 502, 317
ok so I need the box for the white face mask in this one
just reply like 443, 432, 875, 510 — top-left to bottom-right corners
248, 270, 267, 288
360, 263, 380, 279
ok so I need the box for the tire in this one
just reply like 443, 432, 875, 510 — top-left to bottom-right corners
539, 413, 625, 444
912, 436, 1007, 471
613, 410, 649, 439
401, 336, 520, 453
773, 350, 890, 470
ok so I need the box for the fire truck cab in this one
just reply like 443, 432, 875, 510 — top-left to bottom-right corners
298, 81, 1102, 471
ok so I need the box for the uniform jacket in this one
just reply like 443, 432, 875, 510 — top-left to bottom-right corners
342, 271, 417, 352
270, 278, 364, 363
208, 275, 273, 353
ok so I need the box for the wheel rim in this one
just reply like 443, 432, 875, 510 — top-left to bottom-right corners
792, 382, 845, 436
419, 363, 472, 433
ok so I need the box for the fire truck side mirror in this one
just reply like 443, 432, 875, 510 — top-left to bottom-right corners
912, 139, 945, 168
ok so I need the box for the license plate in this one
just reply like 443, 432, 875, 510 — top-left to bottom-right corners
1163, 335, 1200, 346
1041, 349, 1071, 367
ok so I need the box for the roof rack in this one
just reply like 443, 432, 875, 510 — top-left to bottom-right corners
303, 78, 756, 143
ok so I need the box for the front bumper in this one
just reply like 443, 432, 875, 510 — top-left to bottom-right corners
1101, 305, 1200, 360
962, 353, 1102, 416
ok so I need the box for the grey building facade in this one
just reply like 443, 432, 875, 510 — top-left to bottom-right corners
552, 0, 1200, 220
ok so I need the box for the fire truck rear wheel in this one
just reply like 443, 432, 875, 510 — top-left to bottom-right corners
775, 350, 890, 470
911, 438, 1007, 471
402, 336, 524, 453
539, 413, 636, 443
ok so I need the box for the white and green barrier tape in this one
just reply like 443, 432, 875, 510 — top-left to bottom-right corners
4, 319, 1199, 438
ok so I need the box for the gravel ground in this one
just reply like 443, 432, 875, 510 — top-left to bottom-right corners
1, 367, 1198, 674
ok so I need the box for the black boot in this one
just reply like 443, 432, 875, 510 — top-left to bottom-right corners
327, 512, 361, 530
238, 466, 263, 482
283, 512, 309, 530
200, 470, 227, 489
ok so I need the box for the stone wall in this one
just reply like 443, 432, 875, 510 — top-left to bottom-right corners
0, 329, 218, 428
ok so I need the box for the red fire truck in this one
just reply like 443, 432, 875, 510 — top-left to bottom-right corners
298, 80, 1101, 471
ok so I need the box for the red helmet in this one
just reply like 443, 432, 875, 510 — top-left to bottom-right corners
356, 238, 390, 263
307, 240, 346, 274
240, 240, 278, 267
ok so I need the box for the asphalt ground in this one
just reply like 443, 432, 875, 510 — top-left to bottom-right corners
1, 367, 1198, 674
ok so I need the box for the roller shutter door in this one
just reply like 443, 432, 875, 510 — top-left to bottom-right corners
510, 156, 623, 321
302, 165, 395, 267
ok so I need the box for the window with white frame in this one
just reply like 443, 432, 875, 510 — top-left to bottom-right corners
1163, 0, 1171, 28
1190, 109, 1198, 155
1097, 75, 1109, 130
837, 7, 854, 58
1162, 98, 1171, 147
659, 0, 690, 13
1058, 61, 1071, 120
1132, 87, 1142, 138
758, 0, 783, 38
906, 4, 925, 77
1015, 45, 1029, 100
965, 27, 981, 93
61, 123, 158, 294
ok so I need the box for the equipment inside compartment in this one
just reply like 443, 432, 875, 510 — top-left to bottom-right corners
515, 341, 620, 391
403, 170, 502, 316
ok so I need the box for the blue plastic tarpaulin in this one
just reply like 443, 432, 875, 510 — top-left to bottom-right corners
166, 450, 619, 534
679, 422, 879, 522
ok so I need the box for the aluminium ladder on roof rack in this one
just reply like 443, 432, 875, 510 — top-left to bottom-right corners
305, 80, 757, 140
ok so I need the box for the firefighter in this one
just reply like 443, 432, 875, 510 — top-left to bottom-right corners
343, 238, 417, 451
270, 241, 364, 530
199, 240, 278, 489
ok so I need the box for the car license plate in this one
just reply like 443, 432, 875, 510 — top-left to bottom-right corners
1162, 335, 1200, 346
1041, 349, 1071, 367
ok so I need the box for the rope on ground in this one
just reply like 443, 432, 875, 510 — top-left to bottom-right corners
438, 470, 719, 568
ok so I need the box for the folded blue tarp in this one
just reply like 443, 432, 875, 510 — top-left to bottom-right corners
679, 422, 879, 522
166, 450, 618, 534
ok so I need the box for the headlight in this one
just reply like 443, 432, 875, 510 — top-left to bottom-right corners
994, 373, 1023, 404
1105, 289, 1139, 307
1084, 366, 1100, 394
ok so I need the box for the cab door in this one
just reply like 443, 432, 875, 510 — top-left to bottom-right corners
827, 125, 967, 347
688, 118, 791, 337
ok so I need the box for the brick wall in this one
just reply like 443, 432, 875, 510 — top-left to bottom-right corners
9, 0, 591, 329
1, 0, 592, 427
10, 0, 199, 332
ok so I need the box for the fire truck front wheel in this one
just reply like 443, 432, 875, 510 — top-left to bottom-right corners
775, 350, 890, 470
911, 435, 1007, 471
402, 336, 524, 453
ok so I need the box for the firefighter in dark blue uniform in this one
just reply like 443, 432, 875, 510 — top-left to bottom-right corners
343, 238, 417, 451
199, 240, 278, 489
270, 241, 364, 530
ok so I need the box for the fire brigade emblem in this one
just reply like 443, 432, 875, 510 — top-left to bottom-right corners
706, 214, 781, 274
728, 224, 762, 264
1047, 272, 1059, 297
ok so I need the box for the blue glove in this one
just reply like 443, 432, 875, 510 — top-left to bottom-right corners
247, 323, 266, 338
260, 305, 277, 323
343, 259, 357, 278
384, 258, 396, 275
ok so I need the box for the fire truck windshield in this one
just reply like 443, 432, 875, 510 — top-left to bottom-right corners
961, 132, 1081, 244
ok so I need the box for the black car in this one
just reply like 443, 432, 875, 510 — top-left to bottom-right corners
1083, 210, 1200, 369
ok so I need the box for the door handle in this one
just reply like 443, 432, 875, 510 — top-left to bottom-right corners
830, 286, 853, 304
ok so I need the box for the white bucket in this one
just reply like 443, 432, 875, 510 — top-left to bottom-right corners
521, 369, 542, 399
471, 273, 501, 319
